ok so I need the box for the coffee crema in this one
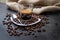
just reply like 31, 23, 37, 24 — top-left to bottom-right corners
20, 9, 32, 14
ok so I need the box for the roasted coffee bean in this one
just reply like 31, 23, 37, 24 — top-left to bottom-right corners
34, 36, 38, 38
28, 33, 31, 35
7, 27, 10, 29
7, 29, 11, 33
27, 31, 32, 35
26, 27, 30, 30
9, 33, 13, 36
42, 23, 45, 26
6, 13, 11, 17
32, 33, 35, 35
14, 26, 18, 30
46, 22, 49, 24
55, 23, 58, 26
17, 32, 20, 36
42, 29, 46, 32
12, 32, 17, 36
2, 21, 6, 25
6, 15, 8, 17
4, 18, 6, 20
44, 18, 48, 21
32, 27, 36, 29
7, 18, 10, 21
30, 28, 34, 32
2, 21, 5, 23
8, 26, 13, 30
10, 27, 13, 30
37, 29, 41, 32
19, 32, 23, 35
13, 30, 16, 33
7, 23, 11, 26
14, 33, 17, 36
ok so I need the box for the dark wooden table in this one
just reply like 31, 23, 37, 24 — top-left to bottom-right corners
0, 3, 60, 40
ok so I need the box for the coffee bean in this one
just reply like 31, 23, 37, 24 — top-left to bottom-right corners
20, 32, 23, 35
6, 13, 11, 17
42, 29, 46, 32
26, 27, 30, 30
7, 18, 10, 21
28, 31, 32, 35
4, 18, 6, 20
32, 33, 35, 35
13, 30, 16, 33
32, 27, 36, 29
8, 26, 13, 30
7, 23, 11, 26
34, 36, 38, 38
2, 21, 5, 23
14, 26, 18, 30
28, 33, 31, 35
37, 29, 41, 32
9, 33, 13, 36
12, 32, 17, 36
46, 22, 49, 24
6, 15, 8, 17
17, 32, 20, 36
30, 28, 34, 31
2, 21, 6, 25
55, 23, 58, 26
7, 29, 11, 33
7, 27, 10, 29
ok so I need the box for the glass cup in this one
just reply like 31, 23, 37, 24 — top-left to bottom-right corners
19, 4, 33, 20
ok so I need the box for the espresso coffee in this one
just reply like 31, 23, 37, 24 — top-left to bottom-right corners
20, 9, 32, 20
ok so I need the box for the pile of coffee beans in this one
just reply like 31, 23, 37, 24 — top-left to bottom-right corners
2, 13, 49, 36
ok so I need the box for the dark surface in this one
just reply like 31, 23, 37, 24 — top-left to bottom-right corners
0, 3, 60, 40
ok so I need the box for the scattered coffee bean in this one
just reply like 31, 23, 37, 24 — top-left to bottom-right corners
4, 18, 6, 20
32, 27, 36, 29
13, 30, 16, 33
27, 31, 32, 35
46, 22, 49, 24
6, 15, 8, 17
6, 13, 11, 17
7, 23, 11, 26
28, 33, 31, 35
34, 36, 38, 38
19, 32, 23, 35
2, 21, 5, 25
12, 31, 17, 36
7, 26, 13, 30
55, 23, 58, 26
26, 27, 30, 30
2, 21, 5, 23
7, 18, 10, 21
7, 29, 11, 33
9, 33, 13, 36
8, 26, 13, 30
37, 29, 41, 32
17, 32, 20, 36
14, 26, 18, 30
32, 33, 35, 35
42, 29, 46, 32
